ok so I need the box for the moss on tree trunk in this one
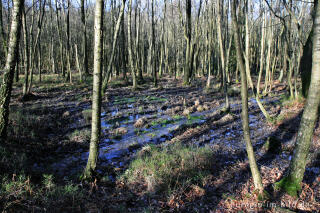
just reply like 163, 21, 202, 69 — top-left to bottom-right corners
276, 1, 320, 197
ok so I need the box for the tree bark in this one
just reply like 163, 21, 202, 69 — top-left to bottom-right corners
55, 0, 64, 77
301, 0, 318, 98
151, 0, 157, 87
128, 0, 137, 90
81, 0, 89, 75
231, 0, 264, 194
183, 0, 192, 85
0, 0, 7, 58
0, 0, 24, 141
216, 0, 229, 111
276, 1, 320, 197
22, 9, 29, 95
101, 0, 127, 93
83, 0, 104, 179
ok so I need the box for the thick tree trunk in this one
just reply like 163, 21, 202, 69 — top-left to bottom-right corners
276, 1, 320, 197
0, 0, 24, 141
301, 0, 318, 98
83, 0, 104, 179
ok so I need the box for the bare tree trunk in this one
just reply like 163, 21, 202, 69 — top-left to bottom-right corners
244, 0, 254, 89
49, 0, 56, 74
65, 0, 72, 83
135, 0, 143, 82
22, 9, 29, 95
128, 0, 137, 90
83, 0, 104, 179
300, 0, 318, 98
183, 0, 192, 85
38, 38, 41, 82
244, 0, 271, 121
275, 1, 320, 197
231, 0, 265, 195
81, 0, 88, 75
27, 0, 46, 93
257, 3, 266, 96
0, 0, 24, 141
216, 0, 229, 111
75, 44, 82, 82
101, 0, 127, 93
55, 0, 64, 77
151, 0, 157, 87
0, 0, 7, 58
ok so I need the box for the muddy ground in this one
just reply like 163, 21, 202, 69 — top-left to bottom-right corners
1, 75, 320, 212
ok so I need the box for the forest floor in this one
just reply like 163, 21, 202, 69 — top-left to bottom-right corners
1, 74, 320, 212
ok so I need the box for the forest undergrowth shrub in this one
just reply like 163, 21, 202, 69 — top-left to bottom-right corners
68, 129, 91, 143
8, 109, 42, 139
82, 109, 92, 124
120, 143, 214, 199
0, 145, 27, 173
279, 93, 305, 108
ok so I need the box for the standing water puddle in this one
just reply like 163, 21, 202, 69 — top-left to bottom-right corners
49, 102, 209, 177
48, 96, 275, 177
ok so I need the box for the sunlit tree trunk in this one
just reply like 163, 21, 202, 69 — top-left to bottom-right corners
128, 0, 137, 90
75, 44, 82, 82
120, 14, 128, 82
151, 0, 157, 87
244, 0, 271, 121
216, 0, 229, 111
244, 0, 254, 89
257, 3, 266, 96
83, 0, 104, 179
65, 0, 72, 83
49, 0, 56, 74
102, 0, 126, 93
27, 0, 46, 94
136, 0, 143, 82
231, 0, 264, 195
276, 1, 320, 197
22, 9, 29, 96
0, 0, 24, 141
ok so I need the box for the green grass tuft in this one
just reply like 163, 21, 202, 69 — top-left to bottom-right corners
82, 109, 92, 124
120, 143, 214, 196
